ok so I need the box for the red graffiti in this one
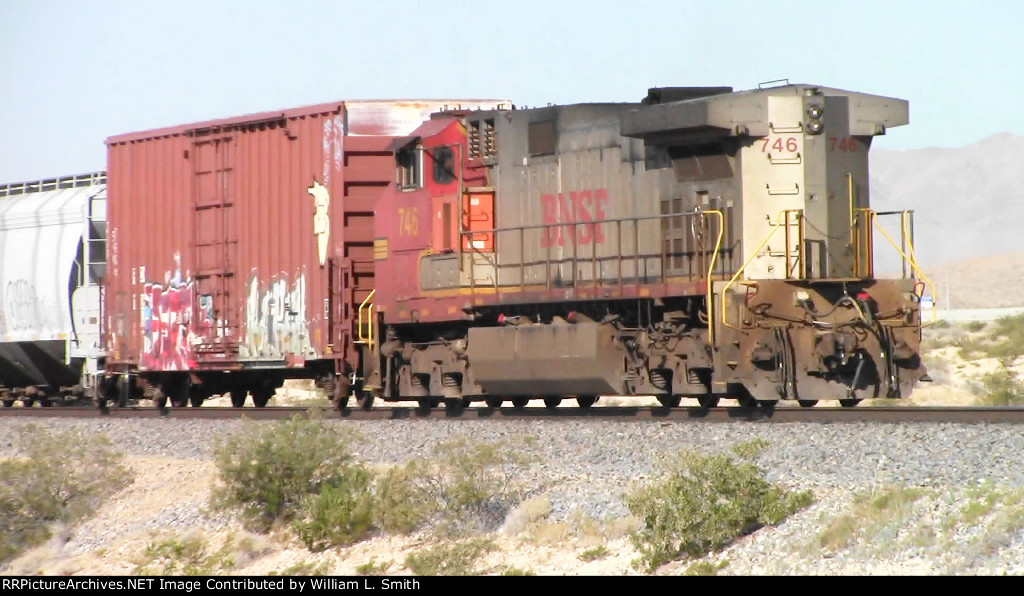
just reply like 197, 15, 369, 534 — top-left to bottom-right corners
540, 189, 608, 247
141, 281, 195, 371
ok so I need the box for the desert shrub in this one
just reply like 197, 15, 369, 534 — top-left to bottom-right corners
684, 559, 729, 575
293, 471, 375, 550
963, 320, 987, 333
958, 314, 1024, 362
971, 366, 1024, 406
0, 424, 131, 564
212, 412, 371, 536
355, 557, 392, 576
132, 534, 238, 576
403, 538, 494, 576
373, 465, 434, 533
374, 437, 534, 536
818, 485, 929, 552
578, 545, 609, 561
625, 440, 813, 571
271, 561, 332, 576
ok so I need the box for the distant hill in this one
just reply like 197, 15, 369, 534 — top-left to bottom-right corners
921, 252, 1024, 309
871, 133, 1024, 268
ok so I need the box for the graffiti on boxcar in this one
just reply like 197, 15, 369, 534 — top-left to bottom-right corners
2, 279, 52, 334
139, 252, 205, 370
321, 115, 345, 187
539, 189, 609, 248
242, 273, 313, 359
308, 181, 331, 267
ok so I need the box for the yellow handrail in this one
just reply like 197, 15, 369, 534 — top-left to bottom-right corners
357, 289, 376, 349
719, 210, 803, 332
874, 212, 938, 326
703, 210, 725, 344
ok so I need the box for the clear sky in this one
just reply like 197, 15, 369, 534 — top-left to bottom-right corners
2, 0, 1022, 182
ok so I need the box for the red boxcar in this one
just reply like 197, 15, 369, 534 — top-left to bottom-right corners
104, 99, 507, 407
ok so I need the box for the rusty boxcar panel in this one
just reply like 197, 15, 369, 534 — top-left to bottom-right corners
105, 99, 507, 373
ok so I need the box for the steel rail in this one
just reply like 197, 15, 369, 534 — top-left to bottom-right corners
3, 405, 1024, 424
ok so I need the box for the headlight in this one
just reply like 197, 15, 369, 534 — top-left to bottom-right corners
807, 104, 824, 119
807, 120, 824, 135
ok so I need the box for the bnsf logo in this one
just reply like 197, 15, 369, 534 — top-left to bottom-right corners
540, 189, 609, 247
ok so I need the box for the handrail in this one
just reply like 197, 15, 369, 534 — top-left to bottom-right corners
703, 210, 725, 344
719, 210, 803, 332
357, 289, 376, 349
458, 209, 727, 294
873, 211, 938, 326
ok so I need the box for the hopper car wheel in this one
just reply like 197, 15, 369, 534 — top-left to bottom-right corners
657, 395, 681, 408
417, 398, 440, 410
485, 398, 503, 409
229, 389, 247, 408
2, 398, 14, 408
839, 399, 861, 408
757, 400, 776, 410
576, 395, 597, 409
40, 397, 52, 407
189, 394, 204, 407
153, 394, 167, 410
512, 397, 529, 409
697, 396, 719, 409
357, 392, 374, 410
252, 389, 273, 408
798, 400, 818, 408
334, 395, 350, 410
20, 397, 33, 407
444, 398, 465, 413
544, 397, 562, 409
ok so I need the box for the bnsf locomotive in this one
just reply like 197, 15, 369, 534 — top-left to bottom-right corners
0, 84, 929, 409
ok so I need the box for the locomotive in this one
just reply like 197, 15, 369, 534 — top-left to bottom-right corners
0, 83, 929, 409
365, 84, 928, 409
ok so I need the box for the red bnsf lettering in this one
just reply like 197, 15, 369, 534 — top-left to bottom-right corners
540, 189, 609, 247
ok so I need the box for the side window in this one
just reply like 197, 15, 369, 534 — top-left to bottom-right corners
396, 147, 421, 189
432, 147, 455, 185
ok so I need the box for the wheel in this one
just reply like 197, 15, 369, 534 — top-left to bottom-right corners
798, 400, 818, 408
757, 400, 776, 410
357, 391, 374, 410
252, 389, 273, 408
736, 396, 757, 408
657, 395, 681, 408
152, 393, 167, 409
229, 389, 247, 408
188, 393, 204, 407
697, 396, 719, 408
21, 397, 33, 407
444, 398, 465, 413
2, 398, 15, 408
333, 394, 350, 410
839, 399, 861, 408
576, 395, 597, 409
485, 397, 503, 409
39, 397, 52, 407
543, 397, 562, 409
511, 397, 529, 409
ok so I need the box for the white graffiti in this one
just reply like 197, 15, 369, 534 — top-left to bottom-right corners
2, 279, 53, 334
308, 180, 331, 267
242, 274, 314, 359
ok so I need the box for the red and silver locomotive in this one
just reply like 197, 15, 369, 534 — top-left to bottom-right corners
366, 84, 928, 409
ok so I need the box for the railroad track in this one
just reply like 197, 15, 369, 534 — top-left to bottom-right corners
2, 405, 1024, 423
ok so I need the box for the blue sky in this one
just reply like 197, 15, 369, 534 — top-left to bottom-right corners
2, 0, 1021, 182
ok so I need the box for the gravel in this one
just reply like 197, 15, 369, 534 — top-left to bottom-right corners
5, 416, 1024, 575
